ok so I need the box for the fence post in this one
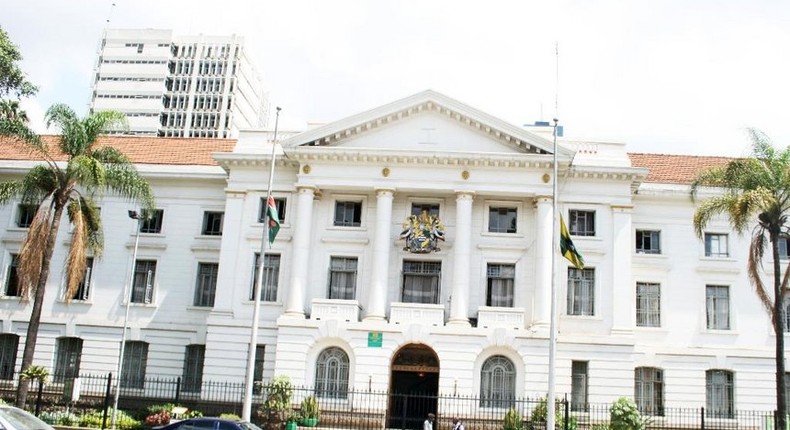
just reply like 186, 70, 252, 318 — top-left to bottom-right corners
102, 373, 113, 429
700, 407, 705, 430
564, 395, 570, 430
175, 376, 181, 404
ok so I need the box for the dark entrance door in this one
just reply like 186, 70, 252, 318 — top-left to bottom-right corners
387, 344, 440, 430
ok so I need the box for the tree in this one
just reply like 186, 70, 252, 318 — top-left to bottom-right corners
0, 104, 155, 407
0, 99, 28, 122
0, 25, 37, 98
691, 128, 788, 426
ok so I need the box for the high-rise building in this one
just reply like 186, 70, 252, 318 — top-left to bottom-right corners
90, 29, 269, 138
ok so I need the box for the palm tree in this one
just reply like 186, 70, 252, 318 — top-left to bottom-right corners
0, 99, 28, 122
691, 128, 788, 426
0, 104, 155, 407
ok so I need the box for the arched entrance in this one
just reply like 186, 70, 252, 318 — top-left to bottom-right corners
387, 344, 440, 430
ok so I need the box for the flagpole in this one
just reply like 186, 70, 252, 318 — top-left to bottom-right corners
547, 117, 559, 430
242, 106, 281, 421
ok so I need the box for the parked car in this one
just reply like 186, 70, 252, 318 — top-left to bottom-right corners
0, 405, 56, 430
155, 417, 263, 430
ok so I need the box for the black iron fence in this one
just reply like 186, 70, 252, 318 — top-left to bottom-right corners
0, 373, 779, 430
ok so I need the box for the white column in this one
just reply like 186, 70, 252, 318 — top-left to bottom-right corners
365, 188, 395, 321
284, 186, 316, 317
448, 191, 474, 326
532, 196, 553, 327
611, 205, 634, 333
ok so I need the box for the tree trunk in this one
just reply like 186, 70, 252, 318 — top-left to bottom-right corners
771, 235, 786, 429
14, 203, 64, 407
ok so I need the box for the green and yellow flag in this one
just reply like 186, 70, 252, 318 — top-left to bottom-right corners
560, 215, 584, 269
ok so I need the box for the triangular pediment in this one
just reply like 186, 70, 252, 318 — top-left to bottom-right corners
281, 90, 573, 158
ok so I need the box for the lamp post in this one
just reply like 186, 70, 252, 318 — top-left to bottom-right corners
111, 210, 142, 429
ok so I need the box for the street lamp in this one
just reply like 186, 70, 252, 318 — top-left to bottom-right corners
111, 210, 142, 429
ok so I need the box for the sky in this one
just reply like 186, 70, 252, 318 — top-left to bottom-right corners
2, 0, 790, 157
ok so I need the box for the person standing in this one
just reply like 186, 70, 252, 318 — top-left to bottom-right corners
424, 413, 436, 430
452, 417, 464, 430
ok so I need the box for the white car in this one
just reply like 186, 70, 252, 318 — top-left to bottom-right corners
0, 406, 55, 430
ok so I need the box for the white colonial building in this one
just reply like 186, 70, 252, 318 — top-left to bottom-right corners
0, 91, 783, 417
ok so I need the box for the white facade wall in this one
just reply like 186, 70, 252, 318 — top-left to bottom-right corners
0, 92, 784, 414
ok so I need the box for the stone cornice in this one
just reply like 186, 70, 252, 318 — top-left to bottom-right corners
284, 147, 558, 169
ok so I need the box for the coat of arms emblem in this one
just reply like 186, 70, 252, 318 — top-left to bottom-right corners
400, 211, 445, 253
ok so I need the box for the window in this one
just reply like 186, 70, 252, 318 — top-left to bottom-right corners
121, 341, 148, 389
489, 207, 517, 233
54, 337, 82, 383
411, 203, 440, 217
480, 355, 516, 408
202, 211, 224, 236
785, 297, 790, 333
704, 233, 729, 258
139, 209, 164, 234
569, 210, 595, 236
131, 260, 156, 304
402, 260, 441, 304
636, 230, 661, 254
182, 344, 205, 393
334, 201, 362, 227
571, 361, 588, 412
635, 367, 664, 416
328, 257, 357, 300
250, 254, 279, 302
778, 236, 790, 260
253, 345, 265, 394
706, 370, 734, 418
4, 254, 19, 297
567, 268, 595, 316
0, 334, 18, 380
314, 347, 349, 399
16, 204, 36, 228
194, 263, 218, 307
259, 197, 286, 224
487, 264, 515, 307
71, 258, 93, 301
706, 285, 730, 330
636, 282, 660, 327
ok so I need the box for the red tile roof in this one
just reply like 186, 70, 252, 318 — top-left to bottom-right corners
0, 135, 235, 166
0, 135, 731, 184
628, 153, 732, 185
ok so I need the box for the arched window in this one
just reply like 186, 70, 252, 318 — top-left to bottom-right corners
480, 355, 516, 407
314, 347, 349, 399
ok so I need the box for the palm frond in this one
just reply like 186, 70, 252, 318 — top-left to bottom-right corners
693, 196, 735, 237
104, 164, 156, 211
66, 155, 106, 191
17, 198, 54, 298
82, 110, 127, 143
0, 181, 22, 205
90, 146, 131, 164
73, 195, 103, 255
64, 200, 89, 302
19, 165, 59, 204
0, 118, 47, 155
747, 238, 773, 313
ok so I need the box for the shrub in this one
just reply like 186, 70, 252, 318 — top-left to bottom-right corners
609, 397, 649, 430
300, 395, 320, 420
78, 409, 142, 430
530, 397, 577, 430
185, 409, 204, 418
220, 413, 241, 421
147, 403, 177, 415
39, 411, 79, 426
503, 407, 523, 430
